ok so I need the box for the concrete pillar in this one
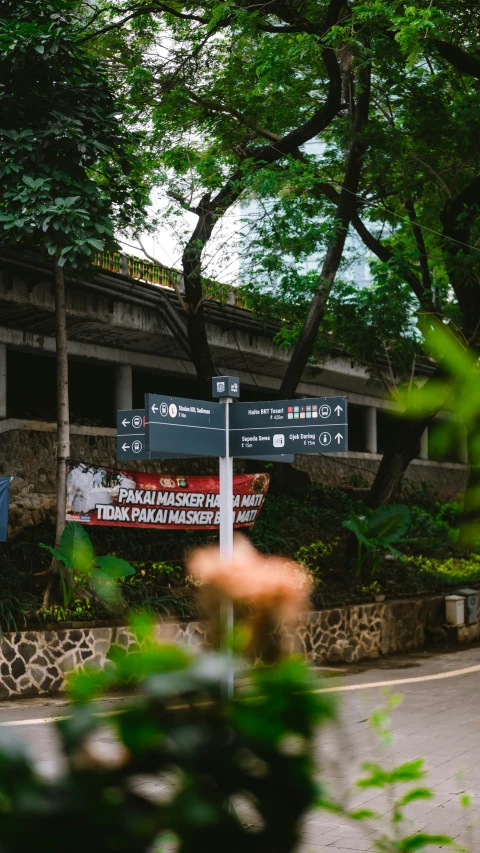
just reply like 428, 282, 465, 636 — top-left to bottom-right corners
114, 364, 132, 416
419, 427, 429, 460
0, 344, 5, 419
365, 406, 377, 453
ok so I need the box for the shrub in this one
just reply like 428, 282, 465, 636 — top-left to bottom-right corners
343, 504, 411, 577
408, 554, 480, 588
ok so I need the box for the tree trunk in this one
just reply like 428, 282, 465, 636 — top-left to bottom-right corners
279, 64, 371, 399
182, 236, 217, 398
366, 365, 447, 508
366, 416, 432, 508
278, 238, 348, 398
43, 258, 70, 606
54, 258, 70, 543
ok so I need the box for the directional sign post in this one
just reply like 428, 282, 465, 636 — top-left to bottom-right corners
229, 397, 347, 457
117, 409, 149, 460
116, 381, 348, 703
217, 391, 234, 700
117, 410, 203, 460
145, 394, 226, 457
117, 409, 293, 462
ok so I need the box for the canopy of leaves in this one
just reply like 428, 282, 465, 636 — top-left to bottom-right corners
0, 0, 148, 266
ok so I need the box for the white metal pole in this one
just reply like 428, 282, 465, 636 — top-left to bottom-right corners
219, 396, 234, 699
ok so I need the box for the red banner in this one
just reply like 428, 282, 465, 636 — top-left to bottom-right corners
66, 463, 270, 530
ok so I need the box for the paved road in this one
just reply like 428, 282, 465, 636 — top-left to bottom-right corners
1, 646, 480, 851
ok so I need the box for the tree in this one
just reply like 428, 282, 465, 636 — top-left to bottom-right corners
237, 0, 480, 514
0, 0, 147, 594
343, 1, 480, 510
84, 0, 348, 395
51, 1, 480, 526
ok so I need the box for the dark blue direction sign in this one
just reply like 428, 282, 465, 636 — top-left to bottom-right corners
117, 409, 291, 461
117, 409, 148, 459
117, 410, 199, 460
145, 394, 226, 457
229, 397, 347, 457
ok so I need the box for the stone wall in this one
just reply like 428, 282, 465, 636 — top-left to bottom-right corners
284, 596, 444, 663
0, 421, 467, 534
293, 452, 468, 502
0, 595, 445, 698
0, 421, 243, 535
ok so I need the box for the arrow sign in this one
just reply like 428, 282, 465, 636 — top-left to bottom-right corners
117, 409, 207, 460
229, 396, 348, 456
146, 394, 226, 457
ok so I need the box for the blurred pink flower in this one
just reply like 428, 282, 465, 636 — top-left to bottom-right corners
188, 535, 312, 626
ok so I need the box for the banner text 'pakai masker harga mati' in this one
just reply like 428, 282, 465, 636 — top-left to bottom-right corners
66, 463, 269, 530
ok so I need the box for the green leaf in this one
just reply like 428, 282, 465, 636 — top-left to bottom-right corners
358, 759, 425, 788
395, 787, 433, 808
87, 237, 105, 250
399, 833, 453, 852
58, 522, 94, 573
365, 505, 411, 543
342, 518, 373, 550
94, 555, 135, 579
39, 542, 71, 567
384, 544, 407, 562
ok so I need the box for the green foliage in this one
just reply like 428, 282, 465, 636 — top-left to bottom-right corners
408, 554, 480, 588
0, 0, 147, 267
252, 485, 354, 557
402, 506, 456, 556
38, 600, 97, 624
0, 483, 475, 620
358, 580, 383, 598
0, 592, 31, 636
0, 626, 337, 853
295, 541, 329, 575
343, 505, 411, 578
322, 693, 455, 852
39, 522, 134, 609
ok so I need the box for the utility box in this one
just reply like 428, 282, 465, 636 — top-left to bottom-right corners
445, 595, 465, 626
455, 588, 479, 625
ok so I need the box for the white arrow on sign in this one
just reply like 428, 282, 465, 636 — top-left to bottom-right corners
122, 443, 130, 452
335, 405, 343, 416
335, 433, 343, 443
121, 418, 129, 428
151, 403, 158, 413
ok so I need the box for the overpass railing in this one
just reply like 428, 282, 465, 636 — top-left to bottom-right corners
93, 250, 248, 308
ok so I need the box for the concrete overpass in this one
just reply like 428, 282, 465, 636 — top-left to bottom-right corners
0, 248, 468, 524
